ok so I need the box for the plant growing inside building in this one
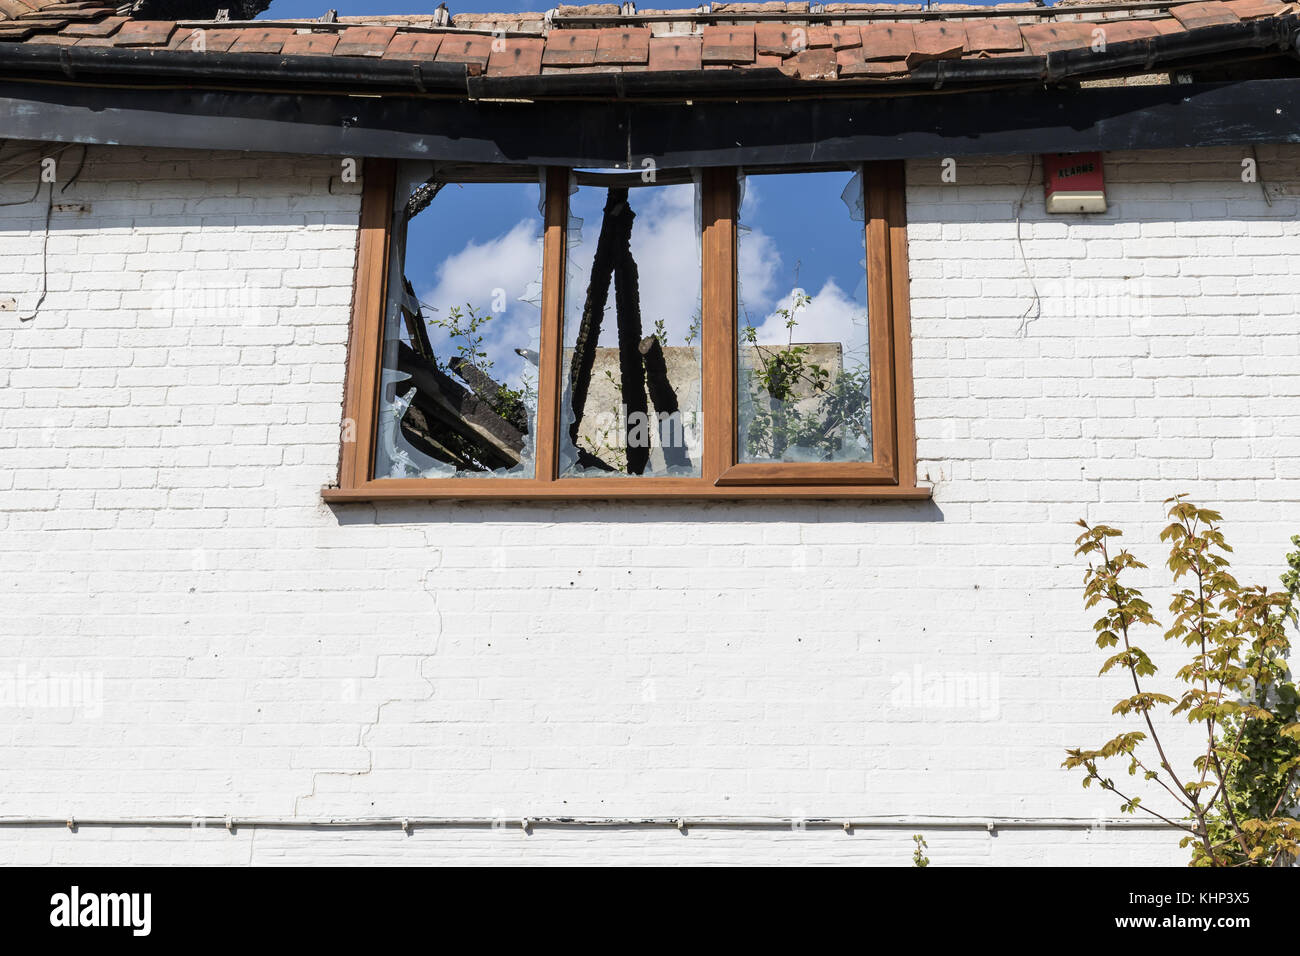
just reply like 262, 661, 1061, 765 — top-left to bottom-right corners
1065, 498, 1300, 866
430, 302, 535, 426
741, 290, 871, 461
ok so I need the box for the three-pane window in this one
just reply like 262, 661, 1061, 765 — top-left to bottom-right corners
330, 160, 921, 501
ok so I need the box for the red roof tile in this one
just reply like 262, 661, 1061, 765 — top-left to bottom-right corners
334, 26, 398, 58
113, 20, 174, 47
437, 33, 492, 72
805, 25, 835, 49
381, 33, 441, 60
1096, 20, 1162, 43
595, 27, 649, 64
829, 25, 862, 50
488, 36, 545, 75
964, 20, 1023, 53
228, 27, 293, 55
754, 22, 796, 56
648, 33, 702, 71
60, 15, 124, 38
861, 23, 918, 60
1150, 17, 1190, 34
282, 31, 341, 57
168, 27, 240, 54
1224, 0, 1286, 17
702, 25, 756, 64
910, 22, 967, 61
542, 28, 598, 66
1021, 21, 1095, 55
840, 55, 911, 78
1170, 1, 1242, 28
781, 47, 837, 79
0, 0, 36, 17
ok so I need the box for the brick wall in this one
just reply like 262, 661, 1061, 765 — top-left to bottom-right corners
1, 143, 1296, 865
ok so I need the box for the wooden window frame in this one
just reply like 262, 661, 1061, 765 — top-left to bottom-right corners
325, 159, 925, 502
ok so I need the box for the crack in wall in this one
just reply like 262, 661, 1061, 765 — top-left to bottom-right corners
293, 541, 443, 818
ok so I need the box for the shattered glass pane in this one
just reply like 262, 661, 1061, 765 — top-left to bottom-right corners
559, 173, 703, 477
373, 172, 544, 479
736, 168, 872, 464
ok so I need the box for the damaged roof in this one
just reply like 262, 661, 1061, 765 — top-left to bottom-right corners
0, 0, 1298, 91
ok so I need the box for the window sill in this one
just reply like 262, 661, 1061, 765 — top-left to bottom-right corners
321, 481, 933, 503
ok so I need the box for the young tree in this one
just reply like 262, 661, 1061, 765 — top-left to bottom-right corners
1065, 497, 1300, 866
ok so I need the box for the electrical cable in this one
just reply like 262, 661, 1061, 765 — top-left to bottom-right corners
2, 143, 85, 322
1014, 154, 1043, 337
0, 813, 1170, 832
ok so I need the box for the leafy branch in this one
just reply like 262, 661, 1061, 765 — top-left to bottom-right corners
1065, 497, 1300, 866
741, 290, 870, 460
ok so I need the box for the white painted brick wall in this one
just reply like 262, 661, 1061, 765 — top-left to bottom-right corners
1, 143, 1297, 865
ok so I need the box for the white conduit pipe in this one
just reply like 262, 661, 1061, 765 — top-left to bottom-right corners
0, 815, 1170, 832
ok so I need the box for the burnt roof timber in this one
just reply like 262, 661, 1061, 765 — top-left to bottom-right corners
4, 75, 1300, 167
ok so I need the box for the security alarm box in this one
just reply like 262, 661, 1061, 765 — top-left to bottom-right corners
1043, 152, 1106, 213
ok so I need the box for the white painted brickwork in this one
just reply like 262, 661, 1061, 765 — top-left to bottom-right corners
1, 144, 1297, 865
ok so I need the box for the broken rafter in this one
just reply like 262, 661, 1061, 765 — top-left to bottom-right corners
638, 335, 690, 471
396, 342, 524, 471
448, 356, 528, 434
398, 402, 483, 472
405, 179, 445, 222
133, 1, 272, 20
567, 186, 631, 446
612, 223, 650, 476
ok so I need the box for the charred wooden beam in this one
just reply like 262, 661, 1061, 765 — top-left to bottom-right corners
448, 356, 528, 433
613, 233, 650, 475
404, 388, 518, 472
405, 179, 445, 221
132, 0, 271, 19
568, 186, 631, 445
638, 334, 690, 470
398, 402, 482, 472
396, 342, 523, 470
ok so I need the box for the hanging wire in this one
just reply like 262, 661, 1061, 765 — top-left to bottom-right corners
16, 181, 53, 322
6, 143, 88, 322
1014, 155, 1043, 337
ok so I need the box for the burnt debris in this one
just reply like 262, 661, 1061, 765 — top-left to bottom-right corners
131, 0, 273, 20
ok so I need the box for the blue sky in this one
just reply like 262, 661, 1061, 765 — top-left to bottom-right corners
402, 180, 544, 392
402, 171, 868, 379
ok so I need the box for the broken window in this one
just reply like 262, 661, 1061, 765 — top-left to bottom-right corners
560, 172, 703, 477
336, 159, 919, 501
373, 168, 544, 479
737, 168, 872, 464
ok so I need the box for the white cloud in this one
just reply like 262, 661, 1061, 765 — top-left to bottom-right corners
628, 185, 702, 344
414, 218, 544, 387
406, 179, 868, 389
749, 280, 870, 367
418, 218, 542, 319
565, 182, 704, 347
